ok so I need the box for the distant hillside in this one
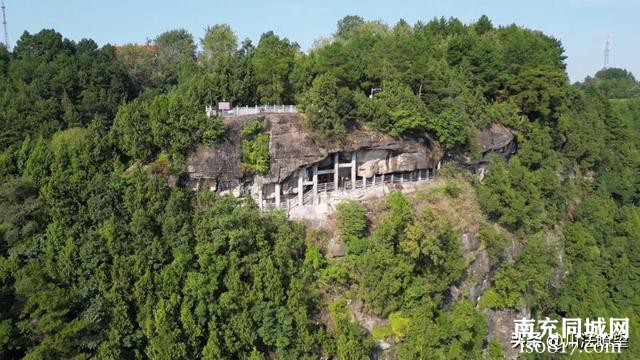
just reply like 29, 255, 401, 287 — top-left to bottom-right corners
580, 67, 640, 99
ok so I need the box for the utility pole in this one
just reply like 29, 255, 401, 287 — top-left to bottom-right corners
1, 1, 7, 48
603, 34, 611, 69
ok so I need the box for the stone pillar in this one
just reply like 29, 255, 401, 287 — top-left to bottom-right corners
298, 172, 304, 206
258, 184, 264, 210
351, 151, 357, 189
312, 164, 318, 204
334, 153, 339, 190
362, 175, 367, 189
372, 174, 376, 186
275, 183, 281, 209
418, 170, 422, 181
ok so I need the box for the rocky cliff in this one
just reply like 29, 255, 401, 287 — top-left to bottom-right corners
186, 113, 443, 189
478, 123, 516, 153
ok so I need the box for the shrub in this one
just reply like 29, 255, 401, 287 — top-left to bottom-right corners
241, 120, 270, 175
444, 184, 461, 198
336, 201, 368, 254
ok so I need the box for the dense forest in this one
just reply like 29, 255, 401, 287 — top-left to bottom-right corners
0, 14, 639, 359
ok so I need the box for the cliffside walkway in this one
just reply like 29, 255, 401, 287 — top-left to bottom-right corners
261, 168, 436, 211
206, 104, 298, 117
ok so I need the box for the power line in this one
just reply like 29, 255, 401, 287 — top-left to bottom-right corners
1, 1, 7, 48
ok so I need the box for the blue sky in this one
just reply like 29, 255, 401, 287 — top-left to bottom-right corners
5, 0, 639, 82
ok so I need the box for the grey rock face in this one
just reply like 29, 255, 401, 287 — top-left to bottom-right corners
478, 123, 516, 153
186, 113, 443, 188
266, 114, 441, 183
327, 235, 347, 258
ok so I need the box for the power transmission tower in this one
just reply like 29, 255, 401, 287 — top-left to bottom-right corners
603, 34, 611, 69
1, 1, 7, 48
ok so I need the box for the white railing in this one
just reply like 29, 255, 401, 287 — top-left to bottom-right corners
260, 168, 437, 212
207, 105, 298, 118
261, 200, 277, 211
304, 190, 313, 203
317, 182, 335, 193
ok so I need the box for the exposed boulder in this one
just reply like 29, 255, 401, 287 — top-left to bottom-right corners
357, 149, 389, 178
485, 308, 530, 359
451, 232, 491, 306
185, 117, 244, 191
461, 232, 480, 252
478, 123, 515, 153
442, 122, 516, 174
348, 298, 387, 334
358, 149, 430, 178
327, 235, 347, 258
459, 123, 517, 179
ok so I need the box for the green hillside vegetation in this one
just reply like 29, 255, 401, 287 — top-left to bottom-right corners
0, 15, 638, 359
330, 175, 493, 358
